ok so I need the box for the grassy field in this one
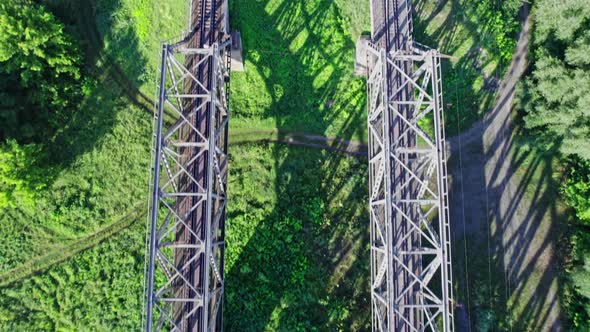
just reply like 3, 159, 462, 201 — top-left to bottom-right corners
225, 144, 370, 330
0, 0, 185, 329
414, 0, 519, 135
0, 222, 146, 330
228, 0, 370, 143
225, 1, 372, 329
0, 0, 188, 269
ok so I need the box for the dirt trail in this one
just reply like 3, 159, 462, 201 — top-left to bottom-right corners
0, 205, 142, 287
230, 130, 367, 156
448, 6, 563, 330
0, 131, 364, 286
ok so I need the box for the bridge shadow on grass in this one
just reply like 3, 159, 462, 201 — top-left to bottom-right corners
225, 0, 370, 330
413, 0, 514, 137
447, 9, 566, 330
37, 0, 151, 168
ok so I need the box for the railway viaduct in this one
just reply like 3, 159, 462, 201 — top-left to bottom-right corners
145, 0, 454, 331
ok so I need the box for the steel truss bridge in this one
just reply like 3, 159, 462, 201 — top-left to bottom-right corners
144, 0, 453, 331
368, 1, 453, 330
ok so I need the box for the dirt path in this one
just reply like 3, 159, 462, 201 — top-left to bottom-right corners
448, 6, 563, 330
0, 205, 142, 287
230, 129, 367, 156
0, 134, 364, 286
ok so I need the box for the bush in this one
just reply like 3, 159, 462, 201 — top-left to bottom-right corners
0, 0, 83, 142
521, 0, 590, 160
469, 0, 520, 63
563, 159, 590, 224
0, 141, 44, 210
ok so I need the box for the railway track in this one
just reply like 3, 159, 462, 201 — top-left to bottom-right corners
145, 0, 453, 330
145, 0, 230, 330
179, 1, 225, 331
367, 1, 453, 331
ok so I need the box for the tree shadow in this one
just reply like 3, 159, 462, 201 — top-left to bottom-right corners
447, 7, 565, 330
224, 0, 370, 330
0, 0, 152, 272
414, 0, 517, 137
37, 0, 151, 168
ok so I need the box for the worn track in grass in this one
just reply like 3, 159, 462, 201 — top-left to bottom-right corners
0, 204, 143, 288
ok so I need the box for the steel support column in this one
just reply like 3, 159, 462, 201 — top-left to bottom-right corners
367, 43, 454, 332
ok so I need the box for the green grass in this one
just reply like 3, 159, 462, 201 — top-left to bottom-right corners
0, 222, 146, 331
229, 0, 370, 143
0, 0, 184, 328
225, 143, 369, 331
414, 0, 519, 135
0, 0, 186, 269
223, 5, 375, 326
95, 0, 188, 92
505, 132, 569, 330
0, 204, 143, 288
451, 127, 569, 330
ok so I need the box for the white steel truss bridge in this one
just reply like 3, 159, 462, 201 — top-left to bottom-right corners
366, 41, 454, 332
144, 0, 454, 331
145, 25, 231, 332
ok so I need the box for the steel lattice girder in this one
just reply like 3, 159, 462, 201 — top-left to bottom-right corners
146, 39, 231, 332
367, 44, 454, 332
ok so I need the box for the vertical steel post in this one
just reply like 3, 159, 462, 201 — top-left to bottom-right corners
431, 51, 454, 332
201, 42, 218, 332
381, 49, 395, 330
146, 44, 169, 332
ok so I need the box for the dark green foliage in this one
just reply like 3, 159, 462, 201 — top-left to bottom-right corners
0, 141, 44, 209
0, 0, 84, 142
518, 0, 590, 327
0, 222, 145, 331
562, 159, 590, 328
563, 159, 590, 224
564, 231, 590, 329
467, 0, 521, 63
521, 0, 590, 160
224, 144, 370, 331
0, 0, 154, 275
0, 0, 186, 329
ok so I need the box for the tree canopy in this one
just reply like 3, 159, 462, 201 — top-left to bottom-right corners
0, 0, 82, 142
522, 0, 590, 160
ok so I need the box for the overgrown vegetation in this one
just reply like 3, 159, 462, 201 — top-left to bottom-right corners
0, 0, 183, 328
228, 0, 369, 143
0, 0, 84, 142
521, 1, 590, 161
225, 144, 369, 331
415, 0, 521, 134
0, 222, 145, 330
518, 0, 590, 328
225, 1, 372, 329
